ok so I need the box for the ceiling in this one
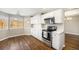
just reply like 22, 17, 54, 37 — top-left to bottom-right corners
0, 8, 57, 16
0, 8, 77, 16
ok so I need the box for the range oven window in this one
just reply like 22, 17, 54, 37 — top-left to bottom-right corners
42, 30, 51, 41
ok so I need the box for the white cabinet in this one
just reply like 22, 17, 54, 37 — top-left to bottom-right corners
42, 12, 54, 19
31, 15, 41, 24
41, 15, 45, 24
31, 14, 42, 40
31, 27, 42, 40
41, 12, 54, 24
41, 9, 64, 24
36, 28, 42, 40
31, 17, 37, 24
31, 18, 42, 40
53, 9, 64, 23
52, 32, 64, 50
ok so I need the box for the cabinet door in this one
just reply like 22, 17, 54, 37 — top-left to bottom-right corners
31, 15, 41, 24
42, 9, 64, 23
54, 9, 64, 23
52, 32, 64, 50
31, 24, 42, 40
58, 33, 65, 49
31, 17, 35, 24
41, 15, 45, 24
34, 24, 42, 39
36, 28, 42, 40
52, 34, 60, 50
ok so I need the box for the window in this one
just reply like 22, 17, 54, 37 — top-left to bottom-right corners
0, 19, 5, 29
10, 18, 23, 29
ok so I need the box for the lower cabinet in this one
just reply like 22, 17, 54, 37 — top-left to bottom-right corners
31, 27, 42, 41
36, 28, 42, 40
52, 32, 65, 50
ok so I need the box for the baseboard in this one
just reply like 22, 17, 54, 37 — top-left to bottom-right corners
65, 33, 79, 39
0, 34, 31, 41
65, 33, 79, 36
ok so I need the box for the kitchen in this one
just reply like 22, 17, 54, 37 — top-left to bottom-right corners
0, 0, 79, 59
31, 9, 64, 50
0, 8, 65, 50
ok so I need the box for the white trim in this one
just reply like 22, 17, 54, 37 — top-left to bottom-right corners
0, 34, 25, 41
65, 32, 79, 35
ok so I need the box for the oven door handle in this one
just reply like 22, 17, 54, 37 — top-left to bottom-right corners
42, 31, 48, 39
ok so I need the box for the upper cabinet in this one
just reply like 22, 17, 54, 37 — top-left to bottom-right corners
53, 9, 64, 23
41, 9, 64, 24
31, 9, 64, 24
41, 15, 45, 24
31, 14, 41, 24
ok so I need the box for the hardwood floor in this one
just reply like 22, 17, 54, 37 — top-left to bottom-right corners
0, 34, 79, 50
0, 35, 53, 50
64, 34, 79, 50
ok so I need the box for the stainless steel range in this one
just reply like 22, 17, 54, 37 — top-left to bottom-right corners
42, 26, 57, 47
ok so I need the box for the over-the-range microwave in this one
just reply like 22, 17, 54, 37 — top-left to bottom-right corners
44, 17, 55, 24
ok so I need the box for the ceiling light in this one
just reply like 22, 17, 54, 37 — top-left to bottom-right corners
67, 17, 72, 20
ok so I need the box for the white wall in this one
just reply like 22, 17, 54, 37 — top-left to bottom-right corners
65, 16, 79, 35
24, 17, 31, 35
7, 29, 24, 37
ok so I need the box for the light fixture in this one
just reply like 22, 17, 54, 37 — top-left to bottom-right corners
67, 17, 72, 20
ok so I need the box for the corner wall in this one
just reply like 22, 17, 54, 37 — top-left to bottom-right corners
64, 16, 79, 35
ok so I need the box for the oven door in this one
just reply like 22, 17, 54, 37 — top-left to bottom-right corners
42, 30, 51, 40
42, 31, 47, 39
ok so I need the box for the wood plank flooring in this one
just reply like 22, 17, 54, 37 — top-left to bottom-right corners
0, 34, 79, 50
0, 35, 53, 50
63, 34, 79, 50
